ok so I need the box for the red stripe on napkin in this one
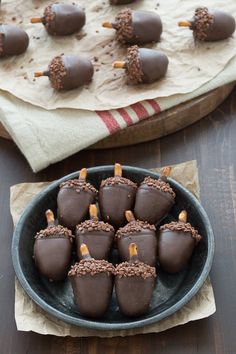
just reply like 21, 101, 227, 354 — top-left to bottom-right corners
130, 102, 149, 121
117, 108, 133, 126
97, 111, 120, 134
146, 99, 161, 113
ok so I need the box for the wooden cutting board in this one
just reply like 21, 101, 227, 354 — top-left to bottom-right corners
0, 82, 234, 148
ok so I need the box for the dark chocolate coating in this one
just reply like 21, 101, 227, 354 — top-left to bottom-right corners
99, 184, 136, 229
134, 184, 174, 225
129, 11, 162, 44
57, 187, 96, 230
34, 236, 72, 281
196, 9, 235, 41
76, 229, 114, 260
117, 228, 157, 266
0, 24, 29, 57
115, 275, 155, 316
60, 56, 94, 90
139, 48, 168, 84
71, 273, 113, 318
158, 230, 195, 273
44, 3, 85, 36
110, 0, 136, 4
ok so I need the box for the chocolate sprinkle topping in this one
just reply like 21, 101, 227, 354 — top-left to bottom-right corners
116, 220, 156, 239
101, 176, 137, 188
160, 221, 202, 242
76, 219, 114, 233
60, 179, 98, 194
44, 5, 56, 32
35, 225, 74, 242
126, 45, 144, 84
141, 176, 176, 198
68, 259, 115, 276
192, 7, 214, 41
48, 55, 67, 90
115, 261, 156, 279
114, 8, 133, 43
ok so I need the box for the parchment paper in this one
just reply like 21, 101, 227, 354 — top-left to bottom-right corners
10, 160, 216, 337
0, 0, 235, 110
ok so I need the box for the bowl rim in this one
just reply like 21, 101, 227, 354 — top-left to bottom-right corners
11, 165, 215, 331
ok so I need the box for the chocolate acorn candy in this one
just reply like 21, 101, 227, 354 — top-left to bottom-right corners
33, 210, 74, 281
99, 163, 137, 229
178, 7, 235, 41
116, 211, 157, 266
31, 3, 85, 36
69, 244, 115, 318
110, 0, 137, 4
0, 24, 29, 57
113, 45, 168, 84
102, 8, 162, 44
34, 54, 94, 91
134, 167, 175, 225
76, 204, 114, 260
115, 243, 156, 317
158, 211, 202, 273
57, 168, 98, 230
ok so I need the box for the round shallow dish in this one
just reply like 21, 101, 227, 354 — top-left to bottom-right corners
12, 166, 214, 331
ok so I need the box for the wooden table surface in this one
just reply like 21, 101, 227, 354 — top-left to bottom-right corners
1, 87, 236, 354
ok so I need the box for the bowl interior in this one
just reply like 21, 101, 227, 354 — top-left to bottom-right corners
12, 166, 214, 330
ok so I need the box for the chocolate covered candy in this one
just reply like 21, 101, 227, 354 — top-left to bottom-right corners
178, 7, 235, 41
134, 167, 175, 225
103, 8, 162, 44
69, 244, 114, 318
116, 211, 157, 266
158, 211, 202, 273
99, 163, 137, 229
115, 243, 156, 317
76, 204, 114, 260
0, 24, 29, 57
31, 3, 85, 36
57, 168, 98, 230
34, 55, 94, 91
113, 45, 168, 84
34, 210, 74, 281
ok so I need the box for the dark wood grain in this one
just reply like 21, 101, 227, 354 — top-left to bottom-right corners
1, 88, 236, 354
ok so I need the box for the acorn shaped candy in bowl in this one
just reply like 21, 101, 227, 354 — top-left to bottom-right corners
69, 244, 115, 318
115, 243, 156, 317
76, 204, 114, 260
134, 167, 175, 225
158, 211, 202, 273
99, 163, 137, 229
116, 211, 157, 266
33, 210, 74, 282
57, 168, 98, 230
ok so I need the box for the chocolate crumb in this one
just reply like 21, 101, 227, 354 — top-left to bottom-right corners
12, 17, 16, 21
114, 261, 156, 279
192, 7, 214, 41
76, 219, 114, 233
141, 176, 176, 198
68, 259, 114, 277
116, 220, 156, 239
101, 176, 137, 188
60, 178, 98, 194
160, 221, 202, 242
126, 45, 143, 84
115, 8, 133, 43
35, 225, 74, 242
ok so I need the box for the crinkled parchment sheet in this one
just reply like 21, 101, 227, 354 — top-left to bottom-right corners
0, 0, 235, 110
11, 161, 216, 337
